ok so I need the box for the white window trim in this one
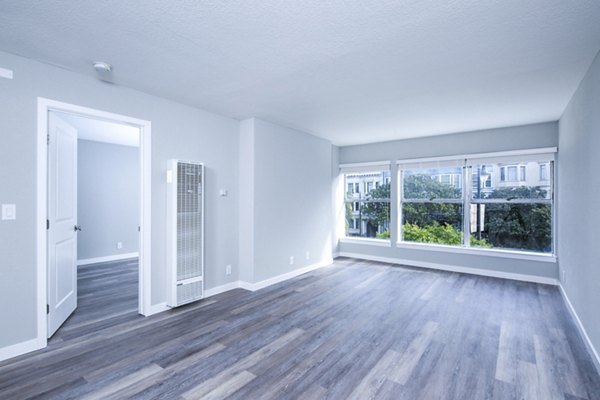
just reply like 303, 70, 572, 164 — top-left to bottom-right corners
340, 237, 392, 247
396, 147, 556, 257
395, 147, 557, 165
394, 241, 557, 263
342, 167, 392, 242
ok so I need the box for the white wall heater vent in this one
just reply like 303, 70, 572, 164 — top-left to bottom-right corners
167, 160, 205, 307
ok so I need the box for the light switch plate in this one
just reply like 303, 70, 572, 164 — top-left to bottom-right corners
2, 204, 16, 220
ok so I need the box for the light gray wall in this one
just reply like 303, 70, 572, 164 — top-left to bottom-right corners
340, 122, 558, 163
558, 50, 600, 359
77, 139, 139, 260
238, 119, 255, 283
0, 50, 239, 350
338, 122, 559, 280
238, 118, 334, 283
331, 145, 341, 255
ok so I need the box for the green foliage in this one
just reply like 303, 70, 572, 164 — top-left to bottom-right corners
376, 230, 390, 239
344, 202, 353, 232
402, 174, 462, 228
470, 235, 493, 248
403, 223, 462, 245
479, 203, 551, 252
403, 173, 462, 199
483, 186, 548, 199
360, 183, 391, 229
349, 172, 550, 252
403, 223, 492, 247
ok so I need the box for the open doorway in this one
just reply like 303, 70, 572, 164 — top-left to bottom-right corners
37, 98, 152, 346
48, 111, 140, 338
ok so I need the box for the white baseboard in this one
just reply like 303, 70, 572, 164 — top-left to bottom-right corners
559, 284, 600, 374
203, 258, 334, 298
243, 258, 334, 291
0, 337, 45, 363
338, 252, 558, 285
205, 281, 243, 298
146, 302, 169, 316
77, 252, 139, 266
332, 252, 340, 259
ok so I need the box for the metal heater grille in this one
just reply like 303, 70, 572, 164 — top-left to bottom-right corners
167, 160, 204, 307
176, 163, 203, 282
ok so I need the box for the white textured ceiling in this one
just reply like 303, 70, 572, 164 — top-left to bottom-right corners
1, 1, 600, 145
55, 112, 140, 147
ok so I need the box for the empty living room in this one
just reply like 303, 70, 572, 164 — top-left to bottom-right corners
1, 1, 600, 399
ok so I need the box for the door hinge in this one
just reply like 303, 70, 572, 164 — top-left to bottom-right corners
47, 134, 50, 145
46, 219, 50, 230
46, 304, 49, 314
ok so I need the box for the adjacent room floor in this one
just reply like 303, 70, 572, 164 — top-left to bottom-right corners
51, 258, 140, 343
0, 258, 599, 399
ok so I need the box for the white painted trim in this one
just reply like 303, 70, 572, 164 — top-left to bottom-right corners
559, 285, 600, 374
27, 98, 152, 363
0, 337, 45, 363
395, 147, 558, 165
245, 258, 334, 291
394, 241, 557, 263
238, 281, 255, 291
332, 252, 340, 258
205, 281, 243, 298
202, 258, 334, 298
35, 99, 48, 357
77, 252, 139, 266
340, 237, 391, 247
147, 302, 169, 316
339, 160, 391, 169
338, 252, 558, 285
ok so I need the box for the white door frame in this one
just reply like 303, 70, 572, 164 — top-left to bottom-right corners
36, 98, 152, 347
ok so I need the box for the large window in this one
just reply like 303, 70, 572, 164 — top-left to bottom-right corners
470, 160, 553, 253
397, 152, 554, 255
343, 169, 391, 240
400, 166, 464, 246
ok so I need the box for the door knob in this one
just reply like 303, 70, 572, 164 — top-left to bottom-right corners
74, 225, 82, 232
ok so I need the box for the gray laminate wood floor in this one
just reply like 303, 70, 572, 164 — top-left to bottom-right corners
1, 257, 599, 399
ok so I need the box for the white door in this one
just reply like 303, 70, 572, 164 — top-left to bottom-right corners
47, 113, 78, 338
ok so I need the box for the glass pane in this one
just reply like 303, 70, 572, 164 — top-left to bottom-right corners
471, 162, 552, 200
345, 171, 391, 201
401, 203, 463, 245
345, 201, 390, 239
403, 167, 462, 200
470, 203, 552, 252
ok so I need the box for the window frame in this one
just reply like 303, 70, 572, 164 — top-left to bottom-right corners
398, 165, 466, 247
341, 167, 392, 243
395, 149, 556, 259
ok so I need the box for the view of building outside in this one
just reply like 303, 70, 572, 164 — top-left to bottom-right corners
344, 160, 553, 253
344, 171, 391, 239
467, 161, 552, 252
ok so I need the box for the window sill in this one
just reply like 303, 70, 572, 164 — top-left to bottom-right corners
395, 241, 556, 263
340, 237, 391, 247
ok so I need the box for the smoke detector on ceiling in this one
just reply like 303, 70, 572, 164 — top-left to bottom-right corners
93, 61, 112, 73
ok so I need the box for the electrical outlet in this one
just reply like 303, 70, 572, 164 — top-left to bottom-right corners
306, 251, 310, 260
117, 242, 123, 249
1, 204, 16, 220
226, 265, 232, 275
289, 256, 294, 265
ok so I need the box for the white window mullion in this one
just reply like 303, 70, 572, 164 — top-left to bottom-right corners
397, 166, 404, 243
463, 166, 471, 248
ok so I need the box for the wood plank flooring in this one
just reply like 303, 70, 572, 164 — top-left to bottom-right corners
1, 257, 599, 399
